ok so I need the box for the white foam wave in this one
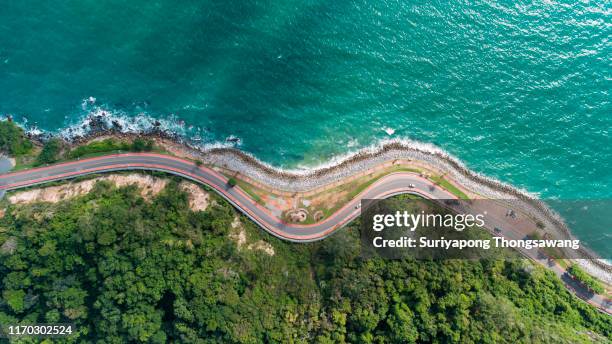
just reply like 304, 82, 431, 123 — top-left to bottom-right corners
56, 107, 191, 139
51, 107, 250, 154
382, 126, 395, 135
0, 115, 43, 137
224, 135, 242, 145
347, 138, 359, 148
3, 105, 245, 152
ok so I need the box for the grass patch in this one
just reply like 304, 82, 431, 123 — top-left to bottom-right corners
233, 179, 265, 205
67, 139, 132, 159
556, 259, 570, 269
349, 167, 422, 199
430, 175, 469, 199
68, 138, 163, 159
224, 165, 427, 225
311, 166, 424, 219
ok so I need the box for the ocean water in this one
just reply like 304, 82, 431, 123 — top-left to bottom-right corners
0, 1, 610, 252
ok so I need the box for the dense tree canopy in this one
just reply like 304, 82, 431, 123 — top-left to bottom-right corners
0, 179, 609, 343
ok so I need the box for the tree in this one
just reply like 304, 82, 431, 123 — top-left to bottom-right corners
37, 138, 62, 164
3, 290, 26, 313
0, 120, 32, 156
387, 302, 419, 343
227, 178, 237, 187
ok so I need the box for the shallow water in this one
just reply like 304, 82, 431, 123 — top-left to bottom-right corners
0, 1, 610, 253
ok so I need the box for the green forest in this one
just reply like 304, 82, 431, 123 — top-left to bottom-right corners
0, 178, 610, 343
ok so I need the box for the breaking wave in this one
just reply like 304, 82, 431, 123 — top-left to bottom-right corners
4, 106, 241, 151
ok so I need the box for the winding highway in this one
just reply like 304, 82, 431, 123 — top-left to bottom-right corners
0, 153, 609, 314
0, 153, 455, 242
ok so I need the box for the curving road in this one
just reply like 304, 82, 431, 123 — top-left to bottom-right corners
0, 153, 456, 242
0, 153, 609, 314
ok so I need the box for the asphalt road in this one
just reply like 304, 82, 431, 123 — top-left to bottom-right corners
0, 153, 455, 241
0, 153, 609, 314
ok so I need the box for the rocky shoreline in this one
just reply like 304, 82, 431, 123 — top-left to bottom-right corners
25, 116, 611, 282
203, 141, 610, 279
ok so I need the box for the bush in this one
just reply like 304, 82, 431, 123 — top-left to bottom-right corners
0, 120, 32, 156
131, 138, 154, 152
37, 138, 62, 164
68, 139, 130, 159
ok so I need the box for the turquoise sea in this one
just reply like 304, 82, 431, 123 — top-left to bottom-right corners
0, 1, 610, 253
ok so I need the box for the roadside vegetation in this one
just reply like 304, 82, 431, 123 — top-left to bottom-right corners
568, 264, 605, 294
0, 119, 158, 170
0, 120, 33, 156
37, 138, 64, 164
0, 120, 39, 169
67, 138, 155, 159
19, 137, 156, 170
233, 178, 265, 205
0, 181, 609, 343
67, 138, 131, 159
430, 174, 469, 199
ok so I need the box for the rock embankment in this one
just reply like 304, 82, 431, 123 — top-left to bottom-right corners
198, 140, 610, 282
